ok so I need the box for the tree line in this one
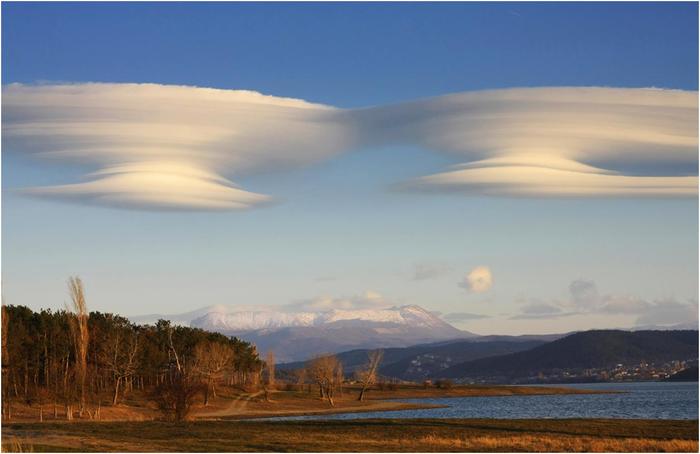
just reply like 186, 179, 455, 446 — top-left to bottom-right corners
1, 277, 263, 422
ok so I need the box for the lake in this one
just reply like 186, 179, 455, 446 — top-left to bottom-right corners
270, 382, 698, 420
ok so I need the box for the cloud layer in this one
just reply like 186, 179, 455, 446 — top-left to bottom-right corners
3, 83, 349, 210
283, 290, 392, 312
511, 279, 699, 327
3, 83, 697, 210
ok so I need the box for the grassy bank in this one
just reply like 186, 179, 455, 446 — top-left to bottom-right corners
1, 384, 610, 423
2, 418, 697, 452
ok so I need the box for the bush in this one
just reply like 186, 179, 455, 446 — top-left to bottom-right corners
435, 379, 453, 390
150, 371, 205, 422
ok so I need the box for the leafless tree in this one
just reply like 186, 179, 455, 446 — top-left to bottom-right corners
67, 277, 89, 416
167, 326, 182, 373
193, 340, 232, 406
2, 305, 10, 420
261, 350, 276, 402
307, 354, 342, 407
102, 327, 139, 405
357, 350, 383, 401
291, 367, 307, 391
151, 368, 205, 422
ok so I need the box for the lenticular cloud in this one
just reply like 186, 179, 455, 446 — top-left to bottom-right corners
3, 83, 697, 210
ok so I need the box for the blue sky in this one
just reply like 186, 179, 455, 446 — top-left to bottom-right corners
2, 2, 698, 334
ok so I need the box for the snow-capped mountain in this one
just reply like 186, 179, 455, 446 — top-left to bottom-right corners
130, 304, 473, 362
190, 305, 453, 332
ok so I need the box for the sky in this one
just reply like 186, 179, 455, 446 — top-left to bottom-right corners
2, 2, 698, 335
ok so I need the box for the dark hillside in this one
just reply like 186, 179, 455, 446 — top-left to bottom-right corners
442, 330, 698, 379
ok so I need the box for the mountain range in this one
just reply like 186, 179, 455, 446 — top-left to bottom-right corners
278, 336, 554, 380
439, 329, 698, 380
130, 304, 472, 362
281, 330, 698, 383
130, 304, 699, 370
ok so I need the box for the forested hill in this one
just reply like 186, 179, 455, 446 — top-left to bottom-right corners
441, 330, 698, 379
2, 304, 263, 415
279, 338, 547, 380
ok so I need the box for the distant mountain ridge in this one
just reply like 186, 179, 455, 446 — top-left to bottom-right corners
440, 329, 698, 380
280, 337, 549, 380
129, 304, 473, 362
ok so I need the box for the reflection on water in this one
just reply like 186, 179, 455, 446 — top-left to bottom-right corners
269, 382, 698, 421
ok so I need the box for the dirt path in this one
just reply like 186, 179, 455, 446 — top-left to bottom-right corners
196, 390, 265, 418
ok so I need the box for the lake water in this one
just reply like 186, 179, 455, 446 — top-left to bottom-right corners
270, 382, 698, 420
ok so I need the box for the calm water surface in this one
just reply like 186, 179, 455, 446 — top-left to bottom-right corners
270, 382, 698, 420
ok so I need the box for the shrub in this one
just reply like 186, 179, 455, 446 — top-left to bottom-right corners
435, 379, 453, 390
150, 371, 205, 422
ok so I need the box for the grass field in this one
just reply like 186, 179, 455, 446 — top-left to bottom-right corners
2, 418, 697, 452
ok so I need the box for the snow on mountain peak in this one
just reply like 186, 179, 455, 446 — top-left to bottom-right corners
189, 304, 451, 332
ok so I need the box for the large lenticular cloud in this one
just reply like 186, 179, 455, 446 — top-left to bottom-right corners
2, 83, 350, 210
355, 87, 698, 197
2, 83, 697, 210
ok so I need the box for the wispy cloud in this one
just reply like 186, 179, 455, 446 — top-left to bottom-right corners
443, 312, 491, 322
412, 262, 451, 280
283, 290, 392, 312
4, 84, 697, 210
510, 279, 698, 327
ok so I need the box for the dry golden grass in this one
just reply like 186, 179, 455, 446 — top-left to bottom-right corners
408, 433, 698, 452
2, 418, 696, 452
1, 437, 33, 453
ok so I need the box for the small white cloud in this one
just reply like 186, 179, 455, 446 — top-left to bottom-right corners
459, 266, 493, 293
284, 290, 392, 312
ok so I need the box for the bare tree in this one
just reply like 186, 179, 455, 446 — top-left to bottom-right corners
193, 340, 232, 406
291, 367, 307, 391
151, 368, 205, 422
67, 277, 89, 416
307, 354, 342, 407
167, 325, 182, 373
102, 326, 139, 405
261, 350, 276, 402
2, 305, 10, 420
265, 351, 276, 390
356, 350, 383, 401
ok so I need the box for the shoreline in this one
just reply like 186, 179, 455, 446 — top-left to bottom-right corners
199, 385, 620, 421
0, 384, 623, 424
204, 401, 449, 421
